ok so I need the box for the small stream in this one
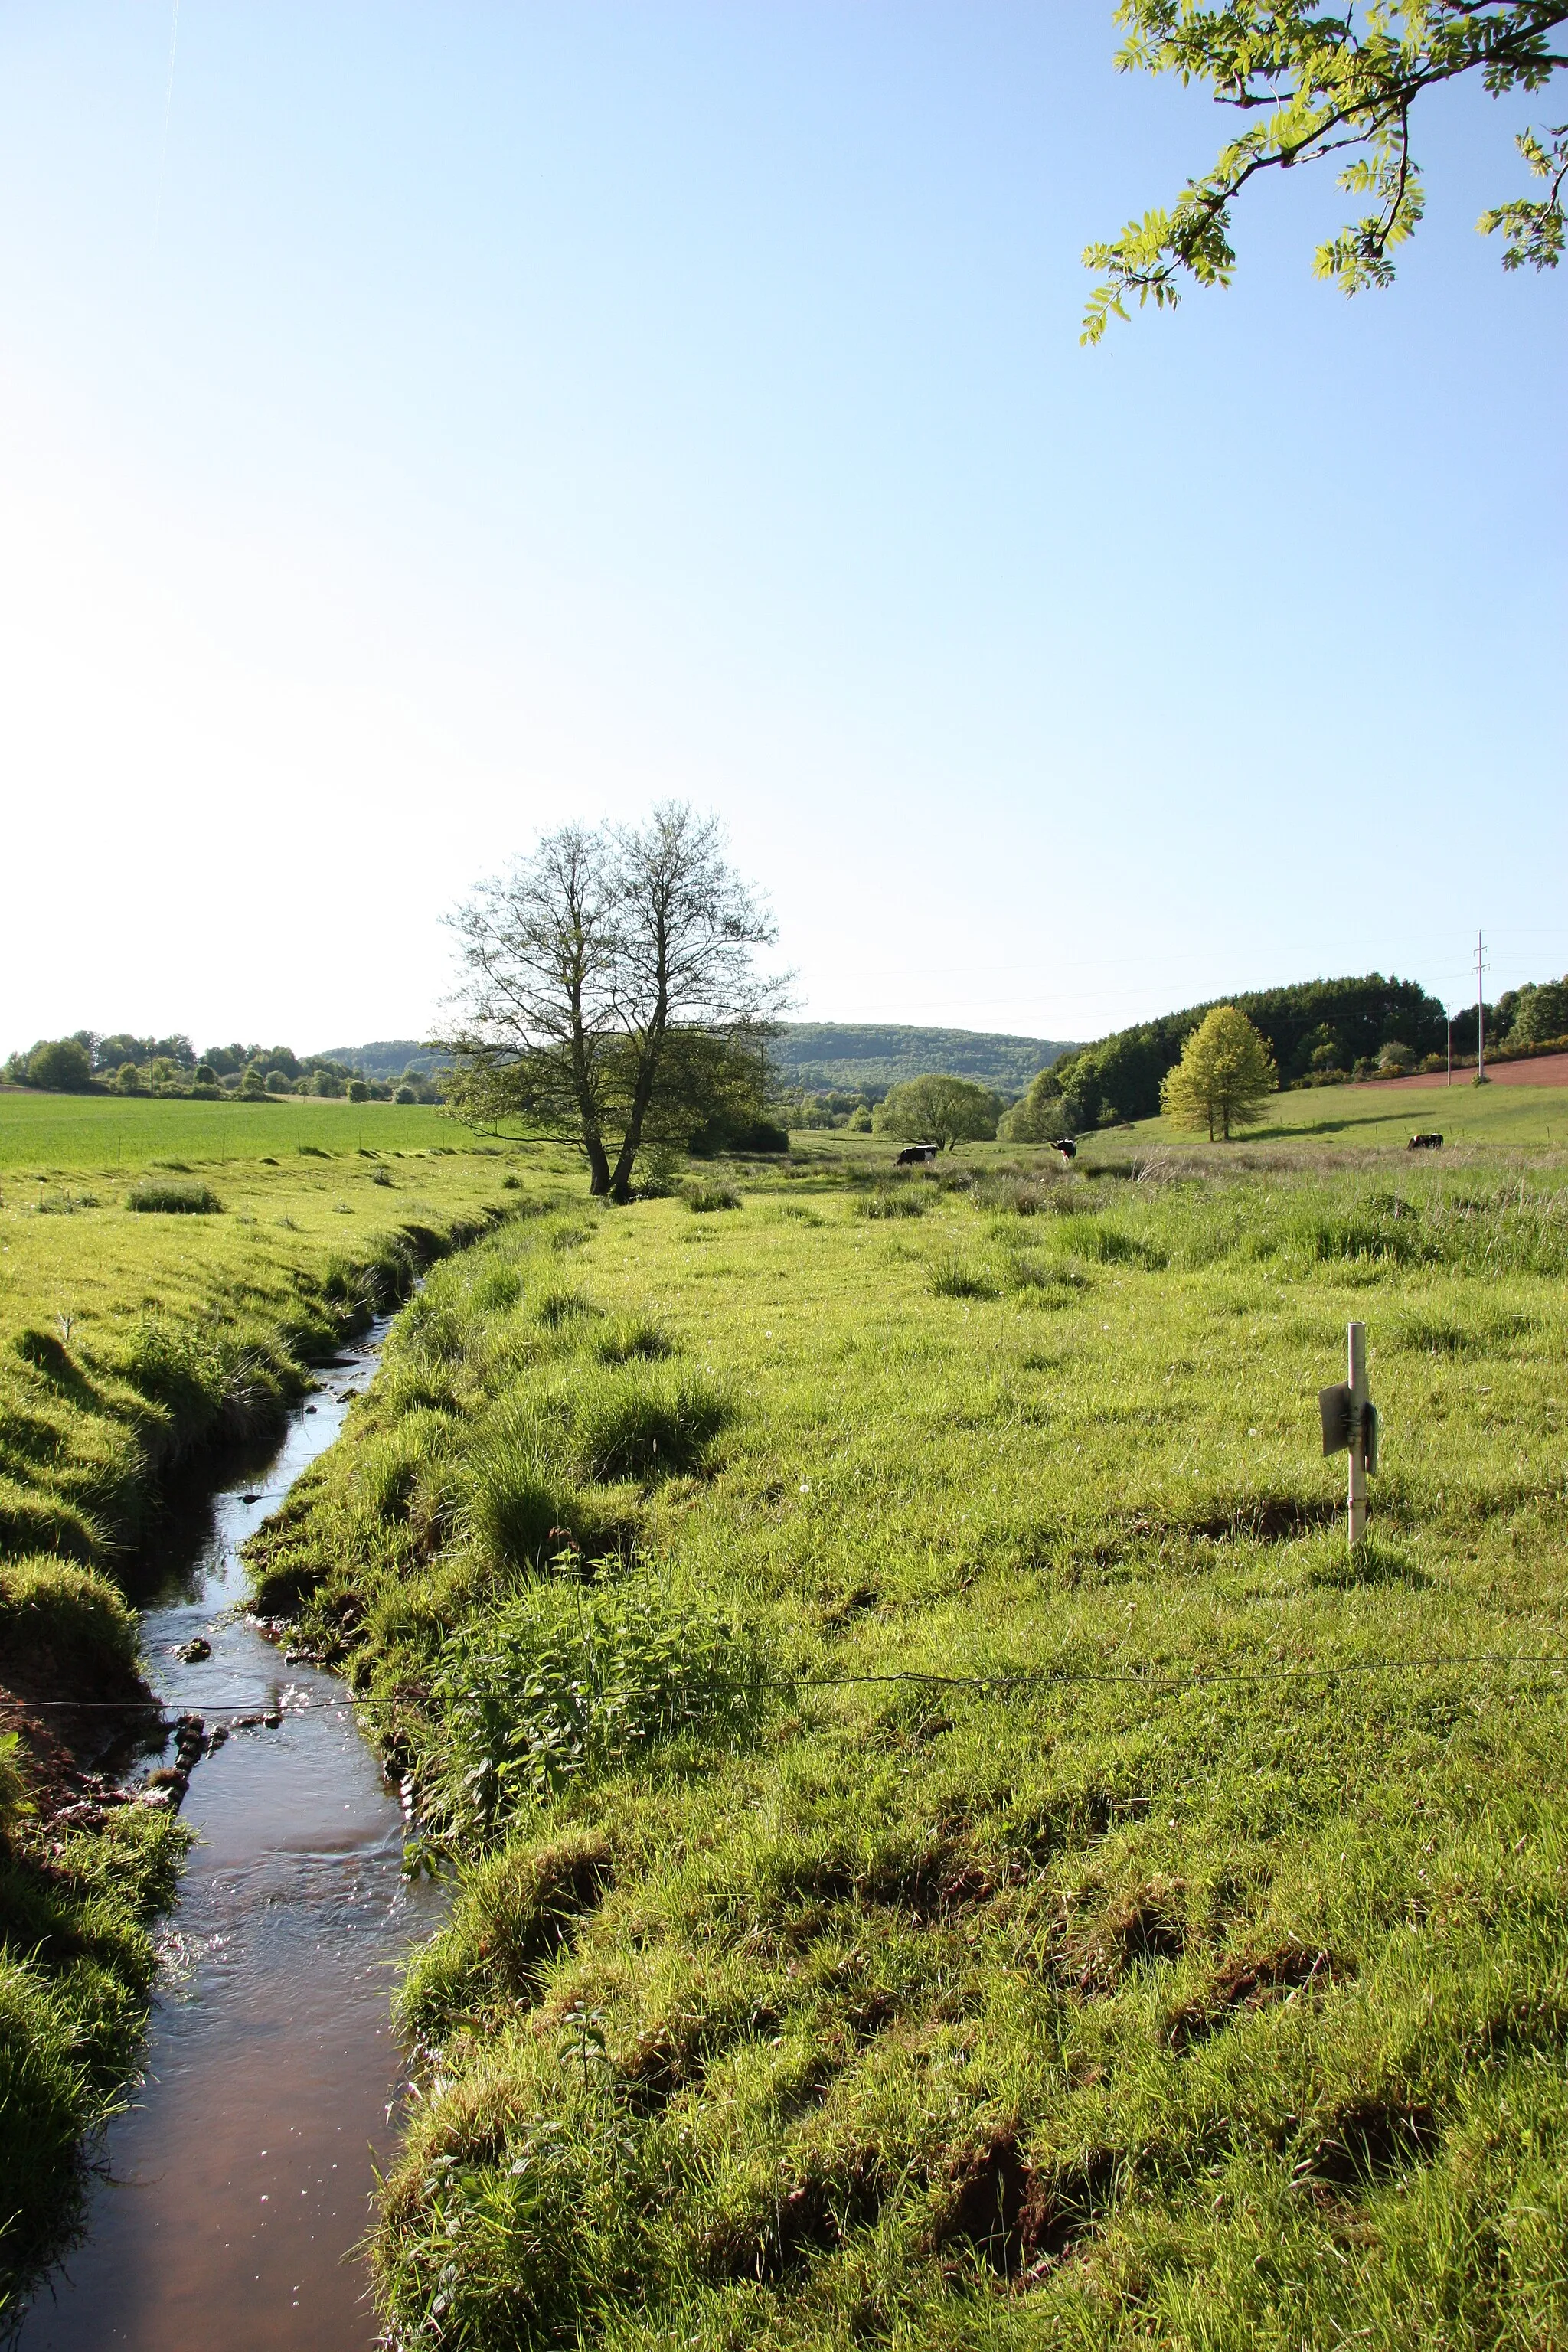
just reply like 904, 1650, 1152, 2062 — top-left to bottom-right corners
20, 1321, 441, 2352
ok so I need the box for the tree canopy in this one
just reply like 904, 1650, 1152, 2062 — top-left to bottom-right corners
1083, 2, 1568, 341
443, 805, 786, 1199
872, 1073, 1003, 1149
1011, 972, 1442, 1132
1160, 1004, 1278, 1138
21, 1038, 94, 1093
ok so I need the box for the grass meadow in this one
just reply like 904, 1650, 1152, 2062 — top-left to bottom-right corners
1137, 1073, 1568, 1155
243, 1116, 1568, 2350
0, 1086, 456, 1174
0, 1101, 526, 2311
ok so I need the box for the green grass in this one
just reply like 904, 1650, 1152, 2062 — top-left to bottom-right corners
0, 1131, 539, 2320
245, 1137, 1568, 2349
1135, 1075, 1568, 1153
0, 1088, 458, 1174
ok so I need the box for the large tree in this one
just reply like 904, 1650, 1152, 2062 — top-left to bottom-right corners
1083, 3, 1568, 341
1160, 1004, 1277, 1138
444, 805, 784, 1200
873, 1073, 1003, 1149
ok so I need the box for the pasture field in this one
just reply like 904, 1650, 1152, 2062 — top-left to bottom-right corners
250, 1136, 1568, 2350
1134, 1076, 1568, 1155
0, 1087, 456, 1174
0, 1136, 531, 2307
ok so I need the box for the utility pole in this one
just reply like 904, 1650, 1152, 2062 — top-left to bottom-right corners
1446, 1005, 1452, 1086
1476, 932, 1488, 1083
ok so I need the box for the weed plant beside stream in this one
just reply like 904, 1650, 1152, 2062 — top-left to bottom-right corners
247, 1142, 1568, 2350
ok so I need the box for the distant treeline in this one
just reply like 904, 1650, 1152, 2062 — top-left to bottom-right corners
3, 1030, 446, 1103
1008, 971, 1568, 1136
769, 1024, 1073, 1128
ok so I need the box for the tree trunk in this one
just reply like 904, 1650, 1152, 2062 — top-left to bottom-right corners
608, 1025, 667, 1202
585, 1136, 612, 1195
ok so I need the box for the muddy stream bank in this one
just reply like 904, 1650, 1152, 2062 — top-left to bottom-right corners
20, 1319, 440, 2352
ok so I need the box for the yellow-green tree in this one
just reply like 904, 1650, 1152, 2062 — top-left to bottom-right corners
1160, 1005, 1276, 1141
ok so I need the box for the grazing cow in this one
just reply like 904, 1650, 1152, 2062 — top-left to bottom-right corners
894, 1143, 939, 1166
1406, 1132, 1443, 1151
1052, 1138, 1077, 1161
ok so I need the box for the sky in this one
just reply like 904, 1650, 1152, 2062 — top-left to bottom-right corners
1, 3, 1563, 1057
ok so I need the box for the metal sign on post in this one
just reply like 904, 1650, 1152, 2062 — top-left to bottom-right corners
1318, 1320, 1380, 1547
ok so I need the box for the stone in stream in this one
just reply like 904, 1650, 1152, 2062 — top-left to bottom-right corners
172, 1637, 213, 1663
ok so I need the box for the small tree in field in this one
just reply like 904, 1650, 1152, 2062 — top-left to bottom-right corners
1160, 1006, 1276, 1140
873, 1073, 1001, 1150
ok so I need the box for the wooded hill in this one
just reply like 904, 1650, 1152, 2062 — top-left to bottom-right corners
320, 1040, 448, 1080
1038, 974, 1447, 1128
769, 1023, 1074, 1098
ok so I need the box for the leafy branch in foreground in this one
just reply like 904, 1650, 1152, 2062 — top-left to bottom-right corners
1083, 2, 1568, 341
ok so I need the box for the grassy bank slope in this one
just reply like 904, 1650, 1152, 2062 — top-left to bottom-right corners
253, 1142, 1568, 2349
0, 1118, 528, 2318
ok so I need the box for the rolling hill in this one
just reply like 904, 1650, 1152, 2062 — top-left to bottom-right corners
769, 1022, 1075, 1097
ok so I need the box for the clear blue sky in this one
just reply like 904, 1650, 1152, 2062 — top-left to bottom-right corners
1, 4, 1561, 1054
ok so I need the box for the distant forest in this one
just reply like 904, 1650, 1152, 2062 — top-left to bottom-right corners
769, 1024, 1073, 1098
320, 1040, 448, 1082
1014, 969, 1568, 1135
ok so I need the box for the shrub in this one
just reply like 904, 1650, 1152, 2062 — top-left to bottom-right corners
425, 1573, 772, 1834
0, 1730, 24, 1838
124, 1178, 223, 1214
634, 1143, 687, 1198
346, 1079, 369, 1102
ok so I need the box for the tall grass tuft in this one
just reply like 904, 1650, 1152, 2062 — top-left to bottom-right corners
854, 1187, 926, 1219
124, 1178, 223, 1214
683, 1180, 740, 1213
561, 1362, 733, 1483
926, 1251, 1002, 1300
464, 1404, 582, 1573
590, 1314, 674, 1365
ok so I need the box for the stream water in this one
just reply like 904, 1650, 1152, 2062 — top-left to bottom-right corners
19, 1321, 441, 2352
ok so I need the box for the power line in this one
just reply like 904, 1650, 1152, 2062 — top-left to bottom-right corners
803, 1653, 1568, 1695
